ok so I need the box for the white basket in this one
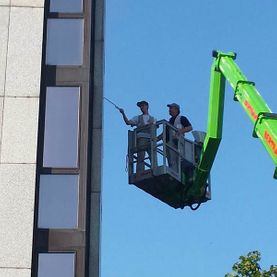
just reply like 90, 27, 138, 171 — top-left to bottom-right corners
192, 131, 206, 143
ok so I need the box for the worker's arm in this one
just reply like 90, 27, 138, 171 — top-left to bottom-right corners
119, 108, 134, 126
178, 125, 193, 135
177, 116, 193, 135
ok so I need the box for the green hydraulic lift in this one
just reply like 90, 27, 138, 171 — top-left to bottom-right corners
128, 51, 277, 210
188, 51, 277, 204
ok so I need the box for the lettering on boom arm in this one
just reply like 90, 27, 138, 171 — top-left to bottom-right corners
244, 100, 258, 120
264, 131, 277, 156
243, 100, 277, 156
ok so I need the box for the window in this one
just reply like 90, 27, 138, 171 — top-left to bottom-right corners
46, 19, 84, 65
43, 87, 79, 168
38, 175, 79, 228
38, 253, 75, 277
50, 0, 83, 13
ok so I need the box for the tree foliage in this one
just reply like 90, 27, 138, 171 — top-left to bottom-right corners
225, 251, 277, 277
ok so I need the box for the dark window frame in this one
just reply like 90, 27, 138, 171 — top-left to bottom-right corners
31, 0, 96, 276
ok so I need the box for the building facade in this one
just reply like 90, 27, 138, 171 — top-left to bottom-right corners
0, 0, 104, 276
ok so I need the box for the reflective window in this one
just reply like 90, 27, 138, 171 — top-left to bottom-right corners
38, 175, 79, 229
46, 19, 84, 65
50, 0, 83, 13
38, 253, 75, 277
43, 87, 79, 168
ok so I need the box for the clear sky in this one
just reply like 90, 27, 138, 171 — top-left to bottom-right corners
102, 1, 277, 276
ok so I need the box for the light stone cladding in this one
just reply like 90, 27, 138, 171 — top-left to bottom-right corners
0, 0, 10, 6
0, 1, 44, 277
0, 268, 31, 277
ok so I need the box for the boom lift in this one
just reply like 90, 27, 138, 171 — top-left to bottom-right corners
128, 51, 277, 210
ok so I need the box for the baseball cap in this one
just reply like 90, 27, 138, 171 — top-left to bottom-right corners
167, 103, 180, 110
137, 100, 149, 107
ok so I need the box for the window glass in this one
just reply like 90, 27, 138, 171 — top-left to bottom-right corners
46, 19, 84, 65
38, 253, 75, 277
50, 0, 83, 13
43, 87, 79, 168
38, 175, 79, 229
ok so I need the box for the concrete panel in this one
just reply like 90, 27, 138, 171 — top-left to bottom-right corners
1, 97, 39, 163
0, 6, 9, 96
92, 41, 104, 130
91, 128, 102, 192
0, 97, 3, 153
5, 7, 43, 97
11, 0, 44, 7
89, 192, 101, 277
0, 268, 30, 277
0, 0, 10, 6
94, 0, 105, 41
0, 164, 36, 268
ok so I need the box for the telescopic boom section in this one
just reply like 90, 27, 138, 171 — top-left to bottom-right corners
194, 51, 277, 193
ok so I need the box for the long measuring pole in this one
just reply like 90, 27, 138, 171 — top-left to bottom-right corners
103, 97, 120, 110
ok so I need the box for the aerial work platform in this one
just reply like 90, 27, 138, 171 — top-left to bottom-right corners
128, 120, 211, 209
127, 51, 277, 210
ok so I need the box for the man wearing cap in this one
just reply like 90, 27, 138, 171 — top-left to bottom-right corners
166, 103, 192, 171
167, 103, 192, 134
119, 101, 156, 173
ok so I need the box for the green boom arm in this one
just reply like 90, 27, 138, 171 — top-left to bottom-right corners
190, 51, 277, 199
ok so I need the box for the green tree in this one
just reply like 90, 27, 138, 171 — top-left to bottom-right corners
225, 251, 277, 277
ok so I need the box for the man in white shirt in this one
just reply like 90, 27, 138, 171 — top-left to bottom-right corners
166, 103, 193, 172
119, 101, 156, 173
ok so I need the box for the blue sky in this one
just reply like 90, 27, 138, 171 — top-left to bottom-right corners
102, 1, 277, 276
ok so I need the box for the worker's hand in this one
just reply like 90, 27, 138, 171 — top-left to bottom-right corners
119, 108, 124, 114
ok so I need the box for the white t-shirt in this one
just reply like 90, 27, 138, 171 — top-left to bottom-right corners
130, 114, 157, 138
130, 115, 156, 126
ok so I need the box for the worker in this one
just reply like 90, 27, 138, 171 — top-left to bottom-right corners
166, 103, 193, 171
119, 101, 156, 173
